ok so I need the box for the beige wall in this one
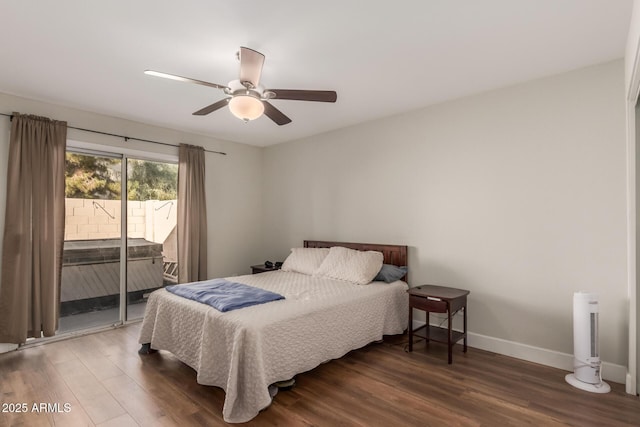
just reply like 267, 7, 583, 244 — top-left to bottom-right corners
262, 60, 628, 369
0, 92, 264, 282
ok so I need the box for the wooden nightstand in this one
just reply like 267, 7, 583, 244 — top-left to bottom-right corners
408, 284, 470, 364
251, 264, 280, 274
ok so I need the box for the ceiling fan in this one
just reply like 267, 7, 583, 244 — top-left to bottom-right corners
145, 47, 337, 125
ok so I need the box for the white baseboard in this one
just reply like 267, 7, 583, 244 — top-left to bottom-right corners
412, 320, 627, 385
467, 332, 626, 384
0, 343, 18, 354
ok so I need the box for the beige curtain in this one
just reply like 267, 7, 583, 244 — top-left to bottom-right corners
0, 113, 67, 344
177, 143, 208, 283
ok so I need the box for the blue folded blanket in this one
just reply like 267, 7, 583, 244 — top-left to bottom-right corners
165, 278, 284, 312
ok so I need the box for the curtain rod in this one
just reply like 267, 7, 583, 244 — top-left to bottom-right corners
0, 112, 227, 156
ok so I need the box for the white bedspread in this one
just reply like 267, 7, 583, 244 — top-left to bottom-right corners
138, 270, 408, 423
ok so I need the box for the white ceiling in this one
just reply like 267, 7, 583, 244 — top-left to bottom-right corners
0, 1, 633, 147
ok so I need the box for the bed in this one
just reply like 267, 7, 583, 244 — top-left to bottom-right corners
138, 240, 409, 423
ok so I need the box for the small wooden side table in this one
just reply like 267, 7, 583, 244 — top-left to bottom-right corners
408, 285, 470, 364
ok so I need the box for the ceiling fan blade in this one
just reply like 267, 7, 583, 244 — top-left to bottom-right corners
192, 98, 230, 116
239, 47, 265, 88
269, 89, 337, 103
144, 70, 229, 91
263, 101, 292, 126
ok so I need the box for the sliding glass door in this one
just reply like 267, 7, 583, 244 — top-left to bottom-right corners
59, 152, 123, 332
59, 149, 178, 332
126, 158, 178, 320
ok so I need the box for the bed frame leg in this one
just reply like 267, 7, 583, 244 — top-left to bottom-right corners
138, 343, 157, 355
274, 378, 296, 391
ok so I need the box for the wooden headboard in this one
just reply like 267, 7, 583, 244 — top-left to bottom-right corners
303, 240, 408, 268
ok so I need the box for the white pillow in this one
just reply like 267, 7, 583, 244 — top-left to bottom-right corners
314, 246, 384, 285
280, 247, 330, 275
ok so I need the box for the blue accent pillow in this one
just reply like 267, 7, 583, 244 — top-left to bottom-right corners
374, 264, 408, 283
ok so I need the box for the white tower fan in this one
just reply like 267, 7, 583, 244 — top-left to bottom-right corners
565, 292, 610, 393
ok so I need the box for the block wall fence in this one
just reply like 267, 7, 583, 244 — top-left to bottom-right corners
64, 198, 176, 244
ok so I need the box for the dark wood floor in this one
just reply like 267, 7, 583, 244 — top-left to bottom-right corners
1, 323, 639, 426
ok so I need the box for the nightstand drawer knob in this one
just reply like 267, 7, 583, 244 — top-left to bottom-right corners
427, 297, 441, 301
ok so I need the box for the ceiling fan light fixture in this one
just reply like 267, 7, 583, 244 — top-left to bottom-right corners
229, 94, 264, 122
